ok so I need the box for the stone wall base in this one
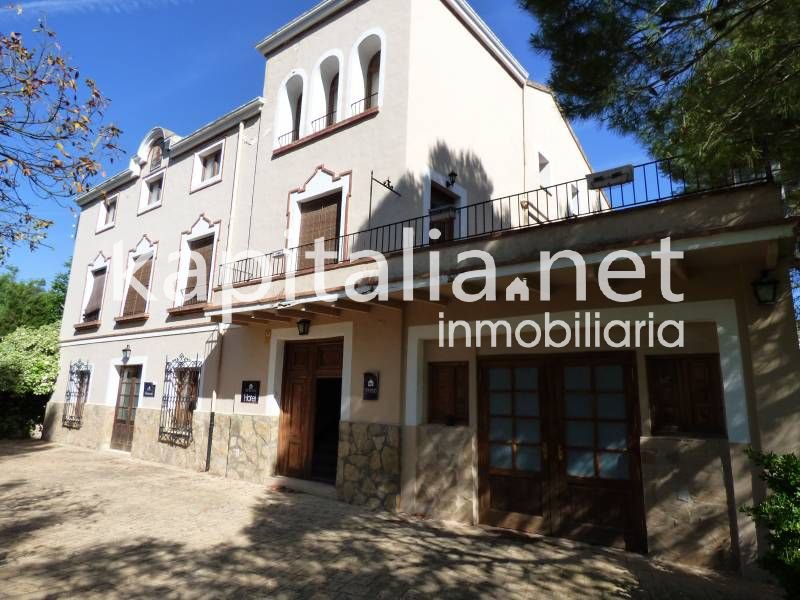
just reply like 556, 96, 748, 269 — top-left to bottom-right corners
42, 402, 114, 451
640, 436, 739, 571
337, 421, 401, 511
43, 402, 279, 486
416, 424, 475, 524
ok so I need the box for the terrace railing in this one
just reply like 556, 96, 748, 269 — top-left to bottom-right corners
218, 158, 771, 287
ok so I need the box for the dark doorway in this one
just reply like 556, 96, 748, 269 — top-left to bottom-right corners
311, 377, 342, 483
277, 338, 343, 481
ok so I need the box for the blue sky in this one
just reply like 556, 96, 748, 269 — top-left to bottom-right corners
2, 0, 647, 284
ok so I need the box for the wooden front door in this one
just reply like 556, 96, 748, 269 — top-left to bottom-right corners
277, 339, 343, 479
478, 354, 646, 552
110, 365, 141, 452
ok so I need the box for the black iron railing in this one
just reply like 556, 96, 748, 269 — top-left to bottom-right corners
218, 158, 771, 287
311, 110, 338, 134
351, 93, 378, 116
63, 360, 90, 429
277, 129, 299, 148
158, 355, 202, 446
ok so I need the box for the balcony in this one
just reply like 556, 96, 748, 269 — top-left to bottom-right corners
273, 94, 380, 157
217, 158, 773, 288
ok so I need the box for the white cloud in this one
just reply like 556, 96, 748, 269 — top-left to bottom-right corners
15, 0, 193, 14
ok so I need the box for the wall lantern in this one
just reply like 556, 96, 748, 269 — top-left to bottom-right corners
121, 344, 132, 363
446, 171, 458, 188
752, 270, 779, 305
297, 319, 311, 336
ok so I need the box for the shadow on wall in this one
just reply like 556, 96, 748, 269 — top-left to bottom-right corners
355, 140, 495, 240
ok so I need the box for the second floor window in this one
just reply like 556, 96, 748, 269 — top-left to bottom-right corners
183, 236, 214, 306
82, 267, 107, 323
327, 73, 339, 127
103, 197, 116, 226
292, 92, 303, 143
298, 193, 340, 270
201, 150, 221, 182
122, 254, 154, 317
146, 176, 163, 207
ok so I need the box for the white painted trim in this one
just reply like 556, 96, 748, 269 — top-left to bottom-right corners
266, 321, 353, 420
60, 323, 234, 348
347, 27, 387, 115
138, 170, 166, 214
174, 217, 220, 307
273, 70, 308, 149
286, 169, 350, 269
79, 254, 110, 322
404, 300, 752, 444
169, 97, 263, 158
308, 49, 344, 130
190, 139, 225, 193
104, 355, 148, 409
95, 194, 118, 232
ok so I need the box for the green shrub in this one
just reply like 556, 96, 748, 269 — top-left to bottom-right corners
742, 448, 800, 599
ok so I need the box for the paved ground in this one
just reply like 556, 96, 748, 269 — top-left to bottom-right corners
0, 442, 780, 599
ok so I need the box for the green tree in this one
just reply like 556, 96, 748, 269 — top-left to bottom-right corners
0, 321, 59, 396
0, 20, 121, 263
0, 265, 67, 337
520, 0, 800, 176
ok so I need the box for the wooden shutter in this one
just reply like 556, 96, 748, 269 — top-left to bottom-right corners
122, 256, 153, 316
298, 193, 340, 270
184, 236, 214, 305
647, 355, 725, 436
428, 362, 468, 426
83, 268, 107, 322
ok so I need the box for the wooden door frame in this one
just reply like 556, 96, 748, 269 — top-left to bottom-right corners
477, 354, 554, 535
276, 337, 343, 479
111, 364, 142, 452
476, 351, 647, 551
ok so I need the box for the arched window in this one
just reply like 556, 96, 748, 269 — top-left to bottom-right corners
147, 142, 163, 173
365, 51, 381, 109
350, 32, 384, 116
276, 73, 306, 148
327, 73, 339, 127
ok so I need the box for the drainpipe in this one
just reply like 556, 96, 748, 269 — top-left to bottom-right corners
206, 119, 246, 472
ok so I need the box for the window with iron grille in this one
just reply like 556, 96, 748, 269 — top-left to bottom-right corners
63, 360, 91, 429
159, 354, 202, 446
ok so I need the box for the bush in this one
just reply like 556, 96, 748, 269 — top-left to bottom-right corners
742, 448, 800, 599
0, 392, 49, 438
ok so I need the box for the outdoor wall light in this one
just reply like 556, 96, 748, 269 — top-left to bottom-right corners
297, 319, 311, 336
446, 171, 458, 188
752, 270, 779, 305
121, 344, 132, 363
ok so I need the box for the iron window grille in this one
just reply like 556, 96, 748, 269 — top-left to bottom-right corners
63, 360, 91, 429
158, 354, 202, 446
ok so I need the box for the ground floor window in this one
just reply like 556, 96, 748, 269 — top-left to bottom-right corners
159, 355, 202, 445
428, 362, 469, 426
63, 360, 91, 429
646, 354, 726, 437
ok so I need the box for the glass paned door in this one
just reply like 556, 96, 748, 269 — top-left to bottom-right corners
555, 357, 646, 552
111, 365, 141, 452
480, 360, 550, 533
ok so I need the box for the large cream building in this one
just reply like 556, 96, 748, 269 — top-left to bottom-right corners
44, 0, 799, 575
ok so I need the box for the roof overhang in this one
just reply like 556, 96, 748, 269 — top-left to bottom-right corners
75, 97, 264, 207
255, 0, 529, 84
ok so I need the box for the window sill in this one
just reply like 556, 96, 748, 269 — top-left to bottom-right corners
74, 320, 101, 332
137, 202, 162, 216
95, 223, 115, 234
271, 107, 379, 158
190, 175, 222, 194
167, 303, 208, 317
115, 313, 149, 324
